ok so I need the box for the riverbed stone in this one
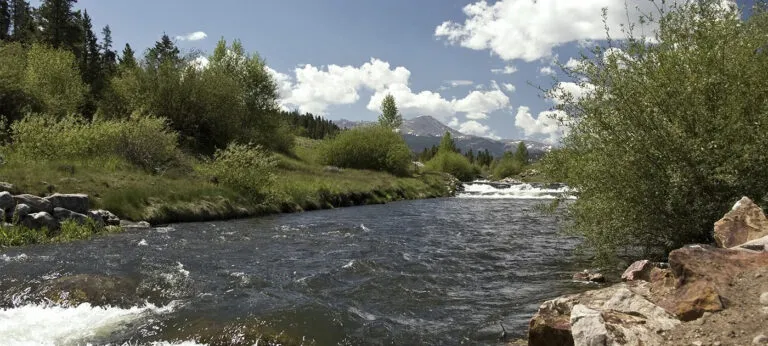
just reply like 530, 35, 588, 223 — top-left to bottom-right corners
622, 260, 654, 282
714, 197, 768, 248
21, 211, 59, 232
10, 203, 32, 220
38, 274, 141, 308
53, 207, 90, 225
13, 194, 53, 214
91, 209, 120, 226
45, 193, 90, 214
0, 191, 14, 211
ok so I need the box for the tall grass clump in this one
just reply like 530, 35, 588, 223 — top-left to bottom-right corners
542, 1, 768, 262
319, 125, 412, 176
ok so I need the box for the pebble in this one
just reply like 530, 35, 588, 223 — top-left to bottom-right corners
760, 292, 768, 306
754, 334, 768, 344
692, 341, 702, 346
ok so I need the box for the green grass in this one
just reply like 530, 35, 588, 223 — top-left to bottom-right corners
0, 137, 454, 247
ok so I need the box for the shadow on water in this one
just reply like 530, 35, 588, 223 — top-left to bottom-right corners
0, 196, 594, 345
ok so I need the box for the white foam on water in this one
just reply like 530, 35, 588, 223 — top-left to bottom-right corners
0, 302, 178, 346
137, 239, 149, 247
1, 253, 28, 262
342, 260, 355, 269
456, 182, 575, 200
360, 224, 371, 232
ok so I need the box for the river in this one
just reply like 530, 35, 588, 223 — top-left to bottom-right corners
0, 182, 589, 346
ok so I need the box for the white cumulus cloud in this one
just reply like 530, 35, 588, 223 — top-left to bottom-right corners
514, 106, 568, 143
460, 120, 494, 138
502, 83, 516, 92
491, 65, 517, 75
176, 31, 208, 41
435, 0, 664, 62
266, 58, 510, 124
539, 66, 556, 76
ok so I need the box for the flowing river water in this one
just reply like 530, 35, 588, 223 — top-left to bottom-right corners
0, 182, 590, 345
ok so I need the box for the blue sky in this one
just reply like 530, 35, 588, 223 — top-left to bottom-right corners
64, 0, 751, 142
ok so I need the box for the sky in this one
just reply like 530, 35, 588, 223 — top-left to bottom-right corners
62, 0, 751, 143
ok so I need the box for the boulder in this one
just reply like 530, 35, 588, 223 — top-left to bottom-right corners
86, 210, 105, 228
90, 209, 120, 226
21, 212, 59, 232
53, 207, 91, 225
10, 203, 32, 220
621, 260, 654, 282
0, 182, 16, 193
0, 191, 14, 211
733, 235, 768, 252
13, 194, 53, 214
45, 193, 90, 214
530, 283, 679, 346
714, 197, 768, 248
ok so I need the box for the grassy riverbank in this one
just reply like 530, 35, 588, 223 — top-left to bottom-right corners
0, 138, 455, 230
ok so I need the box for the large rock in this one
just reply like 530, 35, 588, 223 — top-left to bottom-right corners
714, 197, 768, 248
530, 283, 680, 346
621, 260, 654, 282
0, 191, 14, 211
733, 235, 768, 252
10, 203, 32, 221
45, 193, 90, 214
21, 212, 60, 232
90, 209, 120, 226
13, 194, 53, 214
53, 207, 91, 225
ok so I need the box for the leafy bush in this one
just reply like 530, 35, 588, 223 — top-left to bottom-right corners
493, 156, 524, 179
22, 44, 86, 117
200, 142, 277, 200
425, 151, 477, 182
10, 113, 181, 172
543, 1, 768, 261
319, 125, 412, 176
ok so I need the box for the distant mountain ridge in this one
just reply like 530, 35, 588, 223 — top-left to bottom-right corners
333, 116, 552, 158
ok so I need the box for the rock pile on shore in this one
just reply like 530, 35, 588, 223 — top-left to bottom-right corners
528, 196, 768, 346
0, 182, 123, 232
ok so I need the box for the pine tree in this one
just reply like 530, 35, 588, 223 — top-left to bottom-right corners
118, 43, 137, 69
146, 33, 181, 69
100, 25, 117, 78
38, 0, 82, 53
513, 141, 529, 164
10, 0, 35, 42
378, 93, 403, 129
0, 0, 10, 40
438, 131, 458, 153
466, 149, 475, 164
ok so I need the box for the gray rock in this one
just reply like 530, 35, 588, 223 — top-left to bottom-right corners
13, 194, 53, 214
760, 292, 768, 306
0, 191, 14, 211
45, 193, 90, 214
0, 182, 17, 194
21, 212, 59, 232
754, 334, 768, 345
570, 304, 608, 346
11, 203, 32, 220
86, 210, 105, 228
53, 207, 90, 225
90, 209, 120, 226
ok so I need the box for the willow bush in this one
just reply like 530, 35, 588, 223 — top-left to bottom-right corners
543, 1, 768, 261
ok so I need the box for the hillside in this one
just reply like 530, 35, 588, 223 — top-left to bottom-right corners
334, 116, 553, 158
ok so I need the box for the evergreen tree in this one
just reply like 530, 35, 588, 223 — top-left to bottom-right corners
438, 131, 458, 153
38, 0, 82, 53
118, 43, 136, 69
79, 10, 100, 86
146, 33, 181, 69
0, 0, 10, 40
10, 0, 35, 42
100, 25, 116, 78
377, 93, 403, 129
466, 149, 475, 164
513, 141, 529, 164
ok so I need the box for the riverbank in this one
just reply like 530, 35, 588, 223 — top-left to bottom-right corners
0, 139, 458, 247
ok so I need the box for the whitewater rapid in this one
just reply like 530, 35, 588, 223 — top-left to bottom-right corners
456, 181, 575, 200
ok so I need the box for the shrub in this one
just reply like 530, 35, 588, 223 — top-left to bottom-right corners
200, 142, 277, 201
493, 156, 524, 179
319, 125, 412, 176
22, 44, 86, 117
543, 1, 768, 262
425, 151, 477, 182
10, 113, 181, 172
